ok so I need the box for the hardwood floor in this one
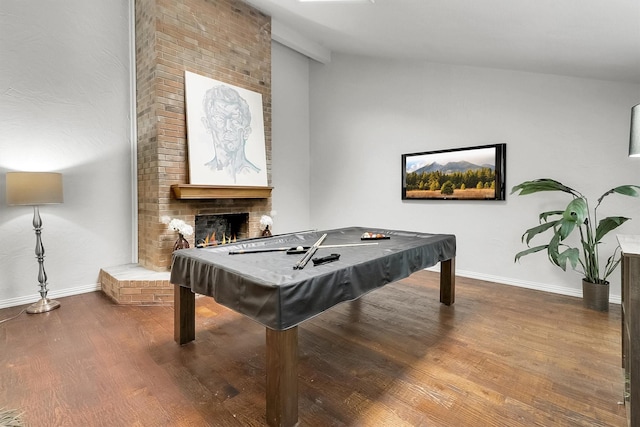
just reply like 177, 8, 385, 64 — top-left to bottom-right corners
0, 271, 626, 426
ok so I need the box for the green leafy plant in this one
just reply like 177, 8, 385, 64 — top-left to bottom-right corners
511, 179, 640, 284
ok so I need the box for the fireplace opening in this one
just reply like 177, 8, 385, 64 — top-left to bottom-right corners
195, 213, 249, 246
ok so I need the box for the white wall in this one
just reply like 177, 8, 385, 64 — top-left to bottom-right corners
0, 1, 134, 307
2, 2, 637, 308
271, 42, 312, 234
309, 54, 640, 302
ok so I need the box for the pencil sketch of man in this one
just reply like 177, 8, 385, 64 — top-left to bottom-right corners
201, 85, 261, 183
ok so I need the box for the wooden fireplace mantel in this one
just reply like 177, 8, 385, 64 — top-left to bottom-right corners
171, 184, 272, 200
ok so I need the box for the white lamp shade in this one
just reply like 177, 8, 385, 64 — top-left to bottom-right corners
6, 172, 64, 205
631, 104, 640, 157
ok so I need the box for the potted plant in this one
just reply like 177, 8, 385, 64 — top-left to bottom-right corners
511, 178, 640, 311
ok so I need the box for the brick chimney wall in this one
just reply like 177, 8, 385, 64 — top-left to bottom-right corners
135, 0, 272, 271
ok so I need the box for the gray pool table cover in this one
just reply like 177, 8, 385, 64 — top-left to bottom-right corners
170, 227, 456, 330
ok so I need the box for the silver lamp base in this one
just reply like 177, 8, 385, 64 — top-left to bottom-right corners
26, 298, 61, 314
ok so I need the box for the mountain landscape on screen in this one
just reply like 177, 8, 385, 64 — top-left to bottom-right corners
411, 161, 495, 175
402, 144, 506, 201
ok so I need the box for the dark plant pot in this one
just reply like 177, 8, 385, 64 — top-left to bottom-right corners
582, 279, 610, 312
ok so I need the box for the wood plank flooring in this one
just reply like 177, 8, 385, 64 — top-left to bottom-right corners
0, 271, 627, 426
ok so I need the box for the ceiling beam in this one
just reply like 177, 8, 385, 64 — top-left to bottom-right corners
271, 19, 331, 64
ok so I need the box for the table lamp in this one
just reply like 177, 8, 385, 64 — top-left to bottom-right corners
630, 103, 640, 157
6, 172, 64, 314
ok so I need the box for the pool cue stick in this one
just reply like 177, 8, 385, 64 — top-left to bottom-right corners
319, 242, 378, 249
293, 233, 327, 270
228, 242, 378, 255
196, 229, 317, 248
228, 247, 291, 255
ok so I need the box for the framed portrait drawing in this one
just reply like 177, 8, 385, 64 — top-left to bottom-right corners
184, 71, 268, 187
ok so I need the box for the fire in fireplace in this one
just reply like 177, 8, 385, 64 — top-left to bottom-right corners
195, 213, 249, 246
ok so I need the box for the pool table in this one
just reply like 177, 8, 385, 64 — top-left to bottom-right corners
170, 226, 456, 426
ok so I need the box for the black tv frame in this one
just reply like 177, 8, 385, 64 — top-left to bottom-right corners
401, 143, 506, 200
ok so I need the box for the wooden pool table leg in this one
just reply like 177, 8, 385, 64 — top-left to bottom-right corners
440, 257, 455, 305
174, 284, 195, 345
266, 326, 298, 427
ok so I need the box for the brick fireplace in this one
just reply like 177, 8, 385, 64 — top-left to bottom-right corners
100, 0, 272, 305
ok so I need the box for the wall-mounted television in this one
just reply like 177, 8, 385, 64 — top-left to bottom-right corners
402, 143, 506, 200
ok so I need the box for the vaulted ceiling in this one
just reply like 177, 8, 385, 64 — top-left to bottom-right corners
245, 0, 640, 84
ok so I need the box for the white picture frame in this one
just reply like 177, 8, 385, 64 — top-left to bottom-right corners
184, 71, 268, 186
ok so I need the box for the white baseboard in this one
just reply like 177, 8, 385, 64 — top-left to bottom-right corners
0, 283, 102, 310
425, 266, 622, 305
1, 268, 622, 309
